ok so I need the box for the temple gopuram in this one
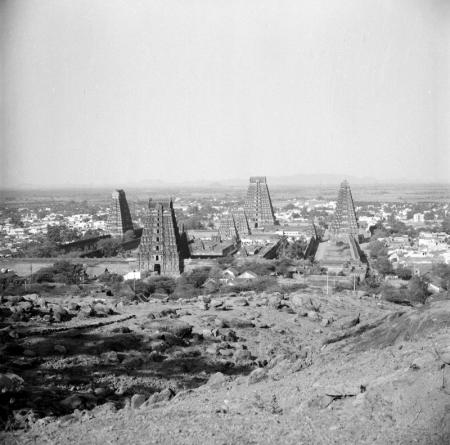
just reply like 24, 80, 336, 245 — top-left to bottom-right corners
218, 208, 251, 240
244, 176, 276, 229
138, 198, 187, 275
313, 180, 366, 277
105, 189, 134, 237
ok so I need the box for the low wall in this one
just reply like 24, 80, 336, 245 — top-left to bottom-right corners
0, 258, 139, 278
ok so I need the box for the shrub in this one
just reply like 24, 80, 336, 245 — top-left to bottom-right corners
381, 277, 429, 305
396, 266, 413, 280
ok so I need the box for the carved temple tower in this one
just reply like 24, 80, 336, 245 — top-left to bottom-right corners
138, 198, 184, 275
106, 189, 134, 237
244, 176, 276, 229
219, 208, 251, 239
329, 180, 359, 239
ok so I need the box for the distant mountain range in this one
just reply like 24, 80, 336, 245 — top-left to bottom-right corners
3, 174, 449, 191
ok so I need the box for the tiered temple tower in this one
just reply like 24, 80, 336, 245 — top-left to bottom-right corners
244, 176, 276, 229
219, 208, 251, 239
106, 189, 134, 237
138, 198, 184, 275
329, 180, 359, 239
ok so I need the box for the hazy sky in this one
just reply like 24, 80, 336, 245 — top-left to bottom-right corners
1, 0, 449, 188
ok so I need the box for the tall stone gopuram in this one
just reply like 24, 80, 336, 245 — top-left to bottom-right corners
106, 189, 134, 237
218, 208, 251, 239
138, 198, 184, 275
313, 180, 365, 276
329, 180, 359, 239
244, 176, 276, 229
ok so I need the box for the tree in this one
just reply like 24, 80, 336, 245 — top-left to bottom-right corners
374, 257, 394, 275
431, 263, 450, 290
123, 230, 136, 241
396, 266, 413, 280
407, 276, 429, 304
441, 217, 450, 235
10, 213, 24, 227
97, 238, 122, 257
368, 240, 387, 259
284, 239, 307, 259
47, 225, 62, 243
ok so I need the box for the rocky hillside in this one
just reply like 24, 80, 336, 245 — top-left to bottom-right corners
1, 290, 449, 444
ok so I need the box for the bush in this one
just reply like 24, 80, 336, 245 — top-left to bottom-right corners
396, 266, 413, 280
146, 276, 176, 295
229, 276, 278, 293
98, 272, 124, 284
236, 261, 276, 276
431, 263, 450, 290
381, 277, 429, 305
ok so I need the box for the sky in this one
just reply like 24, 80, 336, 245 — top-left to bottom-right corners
1, 0, 449, 188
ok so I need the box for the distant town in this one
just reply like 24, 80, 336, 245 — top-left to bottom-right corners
1, 179, 449, 297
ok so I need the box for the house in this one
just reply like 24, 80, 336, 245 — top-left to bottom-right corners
222, 267, 239, 280
237, 270, 258, 281
123, 270, 141, 281
0, 249, 13, 258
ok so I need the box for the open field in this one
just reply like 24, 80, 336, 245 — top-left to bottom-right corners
2, 183, 450, 207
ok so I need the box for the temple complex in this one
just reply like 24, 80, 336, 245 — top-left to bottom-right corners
313, 181, 366, 278
244, 176, 276, 229
105, 189, 134, 237
138, 198, 185, 275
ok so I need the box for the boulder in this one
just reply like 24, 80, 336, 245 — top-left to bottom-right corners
131, 393, 147, 409
91, 401, 116, 417
144, 388, 174, 406
307, 311, 320, 321
198, 295, 212, 304
226, 318, 254, 329
228, 297, 249, 307
53, 305, 69, 322
247, 368, 267, 385
146, 320, 193, 338
215, 318, 228, 328
207, 372, 228, 387
54, 344, 67, 354
268, 295, 282, 309
196, 301, 209, 311
291, 294, 321, 312
147, 340, 168, 352
234, 349, 252, 362
0, 373, 24, 393
60, 393, 97, 411
219, 348, 234, 357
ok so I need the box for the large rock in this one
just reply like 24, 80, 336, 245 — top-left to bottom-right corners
268, 294, 282, 309
60, 393, 97, 411
0, 373, 24, 393
247, 368, 267, 385
307, 311, 320, 321
291, 294, 321, 312
227, 297, 249, 307
207, 372, 228, 387
234, 349, 252, 363
225, 318, 254, 329
143, 388, 174, 407
146, 320, 193, 338
131, 393, 147, 409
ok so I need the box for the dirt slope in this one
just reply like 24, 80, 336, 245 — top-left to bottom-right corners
2, 293, 450, 444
